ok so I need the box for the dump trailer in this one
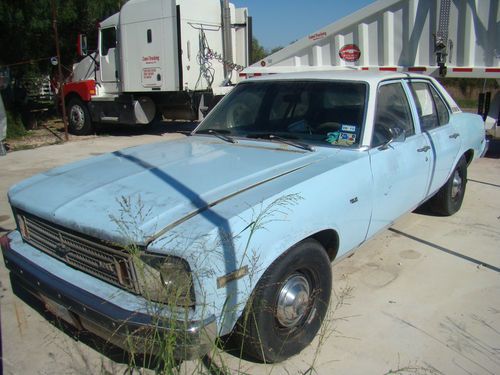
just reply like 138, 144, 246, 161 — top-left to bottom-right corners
243, 0, 499, 139
63, 0, 250, 135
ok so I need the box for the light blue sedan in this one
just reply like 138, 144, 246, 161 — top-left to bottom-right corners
1, 71, 487, 363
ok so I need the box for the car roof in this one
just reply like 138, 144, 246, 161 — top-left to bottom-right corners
244, 70, 429, 86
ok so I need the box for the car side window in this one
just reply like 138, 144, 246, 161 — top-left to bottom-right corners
430, 85, 450, 125
372, 83, 414, 147
408, 82, 450, 131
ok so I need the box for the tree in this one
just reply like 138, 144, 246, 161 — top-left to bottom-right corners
0, 0, 121, 80
250, 38, 284, 65
270, 46, 283, 55
251, 37, 267, 64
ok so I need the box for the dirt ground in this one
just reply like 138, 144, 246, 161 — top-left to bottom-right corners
4, 117, 196, 152
5, 119, 93, 151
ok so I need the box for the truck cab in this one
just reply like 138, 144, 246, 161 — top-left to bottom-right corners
63, 0, 250, 135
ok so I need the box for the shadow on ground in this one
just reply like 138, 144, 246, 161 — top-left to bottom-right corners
485, 138, 500, 159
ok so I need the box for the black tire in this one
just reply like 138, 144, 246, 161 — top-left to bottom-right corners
430, 156, 467, 216
67, 98, 93, 135
236, 239, 332, 363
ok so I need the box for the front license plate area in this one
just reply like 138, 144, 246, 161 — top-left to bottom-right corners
40, 294, 81, 329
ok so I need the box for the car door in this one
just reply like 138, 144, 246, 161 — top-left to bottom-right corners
407, 80, 461, 197
367, 81, 432, 238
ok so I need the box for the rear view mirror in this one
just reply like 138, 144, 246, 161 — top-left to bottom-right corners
77, 34, 88, 57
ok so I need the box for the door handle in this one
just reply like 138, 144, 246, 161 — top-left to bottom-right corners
449, 133, 460, 139
417, 146, 431, 152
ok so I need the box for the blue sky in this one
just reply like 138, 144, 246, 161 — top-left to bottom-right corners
232, 0, 377, 50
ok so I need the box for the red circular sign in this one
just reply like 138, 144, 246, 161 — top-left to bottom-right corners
339, 44, 361, 62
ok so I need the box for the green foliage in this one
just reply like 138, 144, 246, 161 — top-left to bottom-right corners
438, 78, 499, 94
439, 78, 499, 110
250, 38, 283, 65
454, 98, 478, 109
251, 37, 267, 64
0, 0, 122, 79
269, 46, 283, 55
6, 110, 26, 139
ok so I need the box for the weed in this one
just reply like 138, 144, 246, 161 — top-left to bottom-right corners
44, 192, 350, 374
384, 355, 444, 375
6, 110, 26, 139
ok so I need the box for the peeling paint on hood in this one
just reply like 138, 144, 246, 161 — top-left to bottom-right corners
9, 136, 325, 245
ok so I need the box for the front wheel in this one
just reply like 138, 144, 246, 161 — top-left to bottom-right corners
67, 98, 93, 135
236, 239, 332, 363
430, 156, 468, 216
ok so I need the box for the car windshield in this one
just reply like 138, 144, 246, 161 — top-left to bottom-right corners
195, 80, 367, 148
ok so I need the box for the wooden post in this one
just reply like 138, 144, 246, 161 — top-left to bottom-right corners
51, 0, 69, 141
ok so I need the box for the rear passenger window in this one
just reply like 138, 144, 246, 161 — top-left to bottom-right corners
409, 82, 449, 130
409, 82, 438, 130
430, 86, 450, 125
372, 83, 414, 147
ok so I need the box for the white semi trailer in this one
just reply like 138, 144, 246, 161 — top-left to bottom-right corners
243, 0, 499, 139
63, 0, 250, 135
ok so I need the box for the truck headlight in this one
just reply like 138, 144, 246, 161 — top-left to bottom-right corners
136, 254, 194, 307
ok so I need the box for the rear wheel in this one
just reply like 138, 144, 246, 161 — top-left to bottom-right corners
67, 98, 93, 135
430, 156, 467, 216
236, 239, 332, 363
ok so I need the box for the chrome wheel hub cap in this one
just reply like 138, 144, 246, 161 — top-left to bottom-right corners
70, 105, 85, 130
451, 170, 462, 199
276, 274, 311, 328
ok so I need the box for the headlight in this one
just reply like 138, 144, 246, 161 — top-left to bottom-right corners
135, 253, 194, 307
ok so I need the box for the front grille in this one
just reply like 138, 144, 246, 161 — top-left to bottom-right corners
18, 211, 140, 294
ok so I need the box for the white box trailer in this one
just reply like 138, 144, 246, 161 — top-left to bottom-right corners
243, 0, 499, 139
63, 0, 250, 135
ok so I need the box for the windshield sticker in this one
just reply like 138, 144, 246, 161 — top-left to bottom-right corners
326, 131, 356, 146
326, 131, 340, 144
341, 124, 357, 133
338, 132, 356, 145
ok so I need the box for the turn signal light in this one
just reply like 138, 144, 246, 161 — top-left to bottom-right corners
0, 235, 11, 252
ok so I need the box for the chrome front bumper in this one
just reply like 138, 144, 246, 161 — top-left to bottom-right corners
1, 233, 217, 360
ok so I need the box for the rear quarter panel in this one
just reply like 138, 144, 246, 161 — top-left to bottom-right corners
432, 76, 486, 169
451, 112, 486, 165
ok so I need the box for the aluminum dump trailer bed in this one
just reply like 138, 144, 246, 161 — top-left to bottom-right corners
243, 0, 499, 79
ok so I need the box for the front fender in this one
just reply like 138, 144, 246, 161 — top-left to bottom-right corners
148, 154, 372, 336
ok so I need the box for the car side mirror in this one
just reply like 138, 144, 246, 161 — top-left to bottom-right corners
391, 127, 406, 143
378, 127, 406, 150
77, 34, 88, 57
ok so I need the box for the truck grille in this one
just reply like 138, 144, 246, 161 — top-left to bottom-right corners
18, 211, 140, 294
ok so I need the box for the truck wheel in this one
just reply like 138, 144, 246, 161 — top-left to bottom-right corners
67, 98, 93, 135
237, 239, 331, 363
431, 156, 467, 216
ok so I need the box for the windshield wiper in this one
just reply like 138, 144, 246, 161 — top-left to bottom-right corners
246, 133, 314, 152
196, 129, 237, 144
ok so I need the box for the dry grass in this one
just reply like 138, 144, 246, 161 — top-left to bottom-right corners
5, 117, 97, 151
